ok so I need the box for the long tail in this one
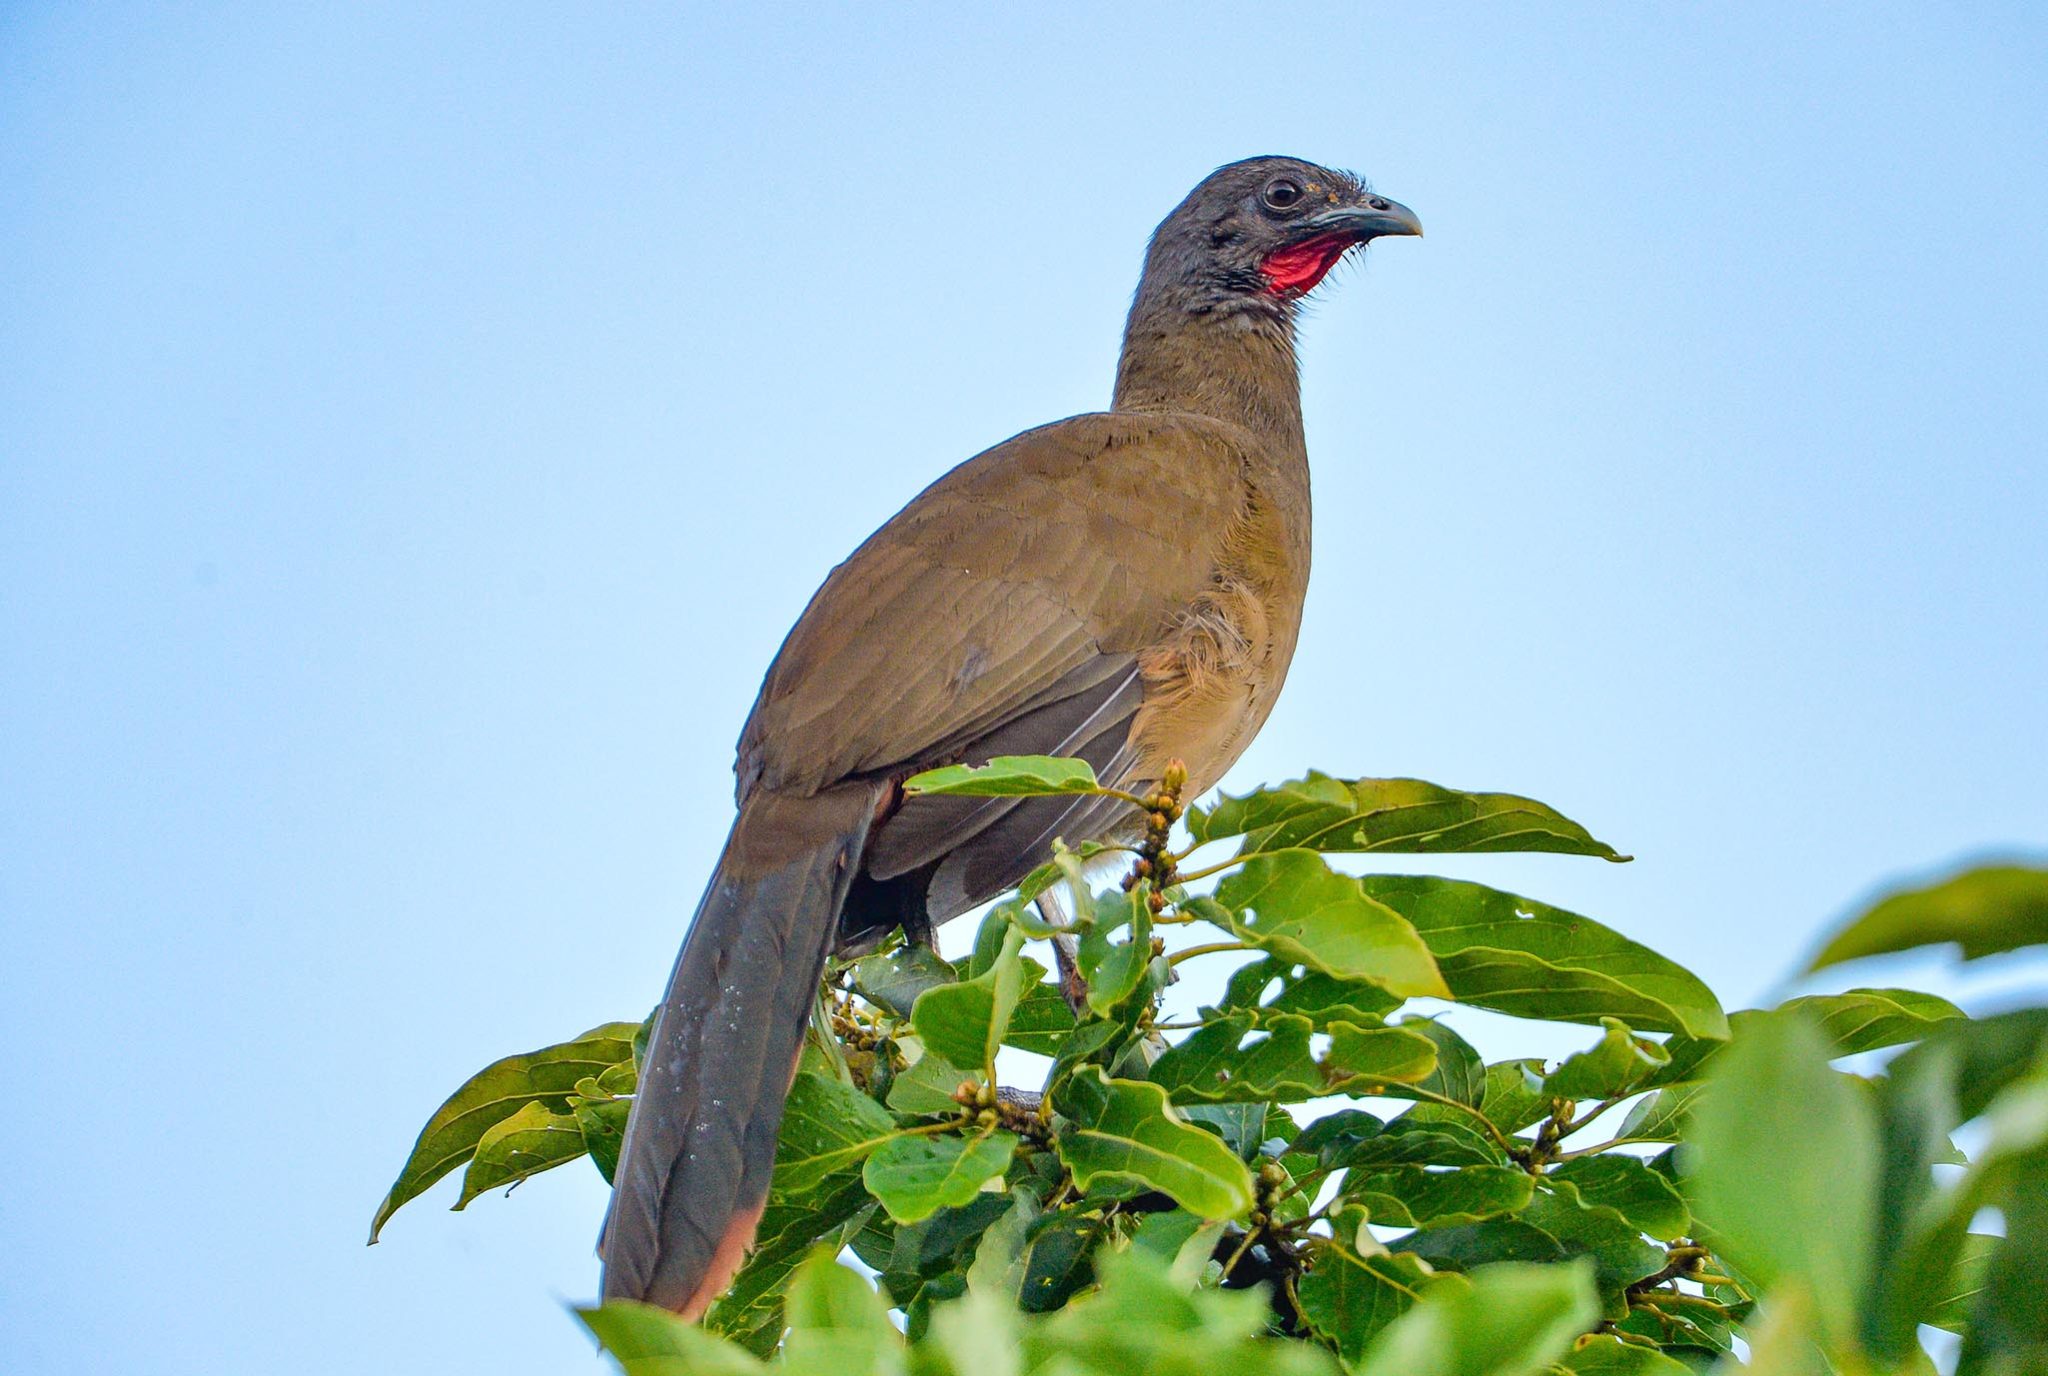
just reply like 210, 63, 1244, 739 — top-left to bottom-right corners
600, 782, 883, 1314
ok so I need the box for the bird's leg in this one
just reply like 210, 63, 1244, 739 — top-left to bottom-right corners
1051, 934, 1089, 1018
1036, 887, 1092, 1018
899, 906, 937, 955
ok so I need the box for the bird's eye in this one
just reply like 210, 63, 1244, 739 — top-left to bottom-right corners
1261, 178, 1304, 212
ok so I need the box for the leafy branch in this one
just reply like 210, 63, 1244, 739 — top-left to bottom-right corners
367, 757, 2048, 1376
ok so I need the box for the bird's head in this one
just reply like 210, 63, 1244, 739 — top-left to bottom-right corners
1139, 155, 1422, 312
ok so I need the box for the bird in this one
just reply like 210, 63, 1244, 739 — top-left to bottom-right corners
600, 155, 1421, 1315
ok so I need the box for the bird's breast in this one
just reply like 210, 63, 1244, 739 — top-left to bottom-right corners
1125, 456, 1309, 795
1129, 579, 1304, 797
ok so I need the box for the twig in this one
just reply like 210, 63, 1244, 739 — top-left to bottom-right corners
1635, 1291, 1729, 1313
1560, 1094, 1628, 1136
1624, 1245, 1709, 1298
1600, 1325, 1665, 1350
1551, 1135, 1663, 1162
1170, 857, 1241, 886
1166, 940, 1251, 967
1218, 1225, 1261, 1282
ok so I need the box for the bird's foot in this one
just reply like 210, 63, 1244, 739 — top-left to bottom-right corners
899, 909, 938, 955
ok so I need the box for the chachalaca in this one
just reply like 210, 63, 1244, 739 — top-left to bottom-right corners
600, 155, 1421, 1313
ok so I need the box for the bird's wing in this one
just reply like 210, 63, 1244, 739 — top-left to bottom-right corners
735, 410, 1256, 800
859, 655, 1144, 883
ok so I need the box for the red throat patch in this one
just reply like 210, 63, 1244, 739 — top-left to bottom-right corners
1259, 233, 1355, 297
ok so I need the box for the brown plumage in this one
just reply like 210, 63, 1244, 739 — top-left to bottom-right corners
600, 155, 1421, 1314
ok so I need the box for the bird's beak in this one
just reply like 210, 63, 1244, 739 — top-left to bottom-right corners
1309, 195, 1423, 242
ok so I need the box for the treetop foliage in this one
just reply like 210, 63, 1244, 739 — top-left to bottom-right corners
373, 760, 2048, 1376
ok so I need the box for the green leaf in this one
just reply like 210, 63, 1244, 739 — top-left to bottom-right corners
1482, 1060, 1553, 1135
1392, 1118, 1515, 1167
1298, 1238, 1455, 1366
1078, 886, 1154, 1015
1714, 1283, 1830, 1376
964, 905, 1011, 977
1393, 1017, 1488, 1107
1017, 838, 1117, 908
1646, 989, 1968, 1096
1616, 1082, 1706, 1144
1850, 1090, 1992, 1307
1956, 1166, 2048, 1376
1150, 1011, 1329, 1103
1331, 1023, 1446, 1089
1687, 1010, 1878, 1349
904, 1275, 971, 1345
1346, 1165, 1537, 1228
911, 926, 1036, 1072
1781, 988, 1968, 1055
1924, 1232, 2004, 1335
574, 1097, 631, 1184
1351, 1259, 1601, 1376
1553, 1334, 1696, 1373
1187, 774, 1627, 862
918, 1288, 1023, 1376
852, 944, 957, 1018
1544, 1019, 1670, 1101
1220, 954, 1405, 1026
1189, 1104, 1278, 1166
884, 1050, 976, 1115
780, 1249, 903, 1375
902, 754, 1103, 797
1873, 1044, 2048, 1366
1211, 850, 1450, 998
962, 1186, 1041, 1305
1045, 1015, 1131, 1091
1018, 1206, 1108, 1313
772, 1070, 902, 1194
1132, 1207, 1227, 1284
1360, 876, 1729, 1040
1407, 1059, 1550, 1136
589, 1058, 637, 1096
1517, 1181, 1667, 1315
1808, 863, 2048, 970
1149, 1013, 1436, 1105
1891, 1007, 2048, 1126
1003, 979, 1079, 1055
453, 1101, 587, 1206
1398, 1219, 1569, 1271
1052, 1065, 1255, 1219
1019, 1247, 1337, 1374
1614, 1306, 1733, 1364
1295, 1109, 1392, 1166
703, 1173, 873, 1355
576, 1299, 766, 1374
856, 1192, 1015, 1321
369, 1021, 637, 1241
1332, 1115, 1510, 1170
863, 1130, 1018, 1224
1486, 1060, 1554, 1134
1547, 1156, 1689, 1241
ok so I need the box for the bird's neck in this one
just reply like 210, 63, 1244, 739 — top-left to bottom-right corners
1111, 298, 1306, 446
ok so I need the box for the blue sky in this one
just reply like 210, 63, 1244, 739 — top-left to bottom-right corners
3, 5, 2043, 1372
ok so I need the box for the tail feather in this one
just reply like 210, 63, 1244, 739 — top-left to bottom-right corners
600, 783, 883, 1313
